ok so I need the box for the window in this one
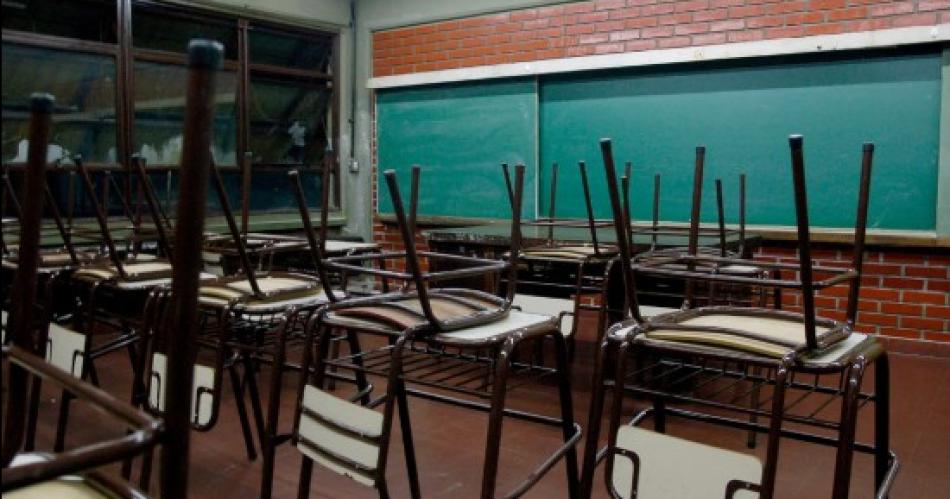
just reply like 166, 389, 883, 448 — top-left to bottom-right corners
2, 0, 339, 218
1, 44, 118, 164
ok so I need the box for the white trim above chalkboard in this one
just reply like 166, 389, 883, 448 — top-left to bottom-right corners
368, 24, 949, 90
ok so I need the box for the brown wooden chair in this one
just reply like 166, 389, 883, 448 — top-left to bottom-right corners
579, 137, 897, 499
272, 164, 581, 499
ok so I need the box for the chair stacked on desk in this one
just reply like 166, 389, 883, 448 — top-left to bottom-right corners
580, 136, 897, 499
3, 39, 215, 497
267, 163, 581, 499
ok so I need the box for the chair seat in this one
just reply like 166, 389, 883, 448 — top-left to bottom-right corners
617, 308, 850, 359
323, 240, 379, 254
5, 455, 122, 499
521, 244, 617, 261
513, 294, 575, 336
296, 385, 383, 487
434, 310, 558, 346
198, 274, 331, 312
46, 323, 85, 377
73, 261, 173, 281
612, 426, 761, 499
324, 289, 506, 335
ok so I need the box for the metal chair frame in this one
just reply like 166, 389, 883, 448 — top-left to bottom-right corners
580, 137, 898, 499
272, 164, 581, 499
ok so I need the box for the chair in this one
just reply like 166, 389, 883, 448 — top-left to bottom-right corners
511, 162, 618, 358
274, 163, 580, 499
580, 137, 897, 499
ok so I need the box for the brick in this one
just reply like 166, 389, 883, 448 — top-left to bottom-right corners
805, 22, 846, 35
675, 0, 710, 13
625, 16, 660, 28
922, 305, 950, 321
881, 302, 923, 316
924, 330, 950, 342
510, 9, 538, 21
579, 11, 611, 23
522, 18, 551, 29
578, 33, 610, 44
882, 277, 925, 290
845, 18, 891, 32
710, 19, 745, 31
596, 20, 627, 32
692, 32, 727, 44
642, 25, 675, 37
862, 288, 900, 301
658, 36, 692, 47
747, 15, 784, 28
766, 25, 806, 38
928, 280, 950, 293
809, 0, 846, 9
693, 8, 728, 21
566, 45, 597, 56
730, 5, 767, 17
785, 12, 826, 25
904, 291, 947, 305
675, 22, 710, 35
609, 29, 642, 41
901, 317, 946, 332
625, 39, 658, 50
767, 1, 807, 14
659, 13, 693, 25
918, 0, 950, 12
596, 0, 627, 10
863, 263, 903, 276
859, 312, 898, 327
566, 24, 597, 35
728, 30, 765, 42
642, 3, 676, 16
869, 2, 915, 17
827, 7, 868, 22
857, 300, 879, 313
609, 7, 643, 19
878, 327, 922, 340
890, 13, 939, 28
564, 2, 595, 15
595, 42, 626, 53
906, 265, 948, 278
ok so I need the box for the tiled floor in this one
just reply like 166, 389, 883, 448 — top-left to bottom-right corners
24, 334, 950, 498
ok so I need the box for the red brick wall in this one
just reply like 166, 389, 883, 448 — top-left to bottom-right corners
372, 0, 949, 77
368, 1, 950, 356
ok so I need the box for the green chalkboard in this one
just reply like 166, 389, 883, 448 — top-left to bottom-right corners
540, 46, 942, 230
376, 78, 537, 219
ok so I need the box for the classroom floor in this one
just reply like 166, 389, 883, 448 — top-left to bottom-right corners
27, 329, 950, 499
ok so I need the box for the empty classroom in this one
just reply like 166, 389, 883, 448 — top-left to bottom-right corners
2, 1, 949, 498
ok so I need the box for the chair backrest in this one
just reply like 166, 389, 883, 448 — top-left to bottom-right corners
209, 158, 262, 297
74, 155, 129, 278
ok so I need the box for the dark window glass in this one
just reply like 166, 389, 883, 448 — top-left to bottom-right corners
2, 43, 118, 164
248, 76, 331, 166
249, 26, 332, 72
132, 5, 237, 59
2, 0, 118, 43
132, 60, 237, 166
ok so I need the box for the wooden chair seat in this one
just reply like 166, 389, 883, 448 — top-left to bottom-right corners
296, 385, 384, 487
520, 244, 617, 261
5, 455, 129, 499
611, 426, 761, 499
324, 289, 505, 335
198, 274, 334, 311
148, 352, 216, 427
621, 308, 850, 358
73, 261, 173, 282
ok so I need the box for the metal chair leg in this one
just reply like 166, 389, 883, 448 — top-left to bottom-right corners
874, 352, 891, 497
53, 389, 72, 452
296, 456, 313, 499
228, 361, 258, 460
579, 337, 613, 499
831, 357, 867, 499
553, 332, 580, 499
479, 335, 517, 499
260, 313, 294, 499
396, 379, 422, 499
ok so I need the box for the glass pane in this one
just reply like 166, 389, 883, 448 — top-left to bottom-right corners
249, 26, 332, 72
133, 60, 237, 166
2, 0, 117, 43
248, 76, 331, 166
132, 5, 237, 59
2, 43, 118, 164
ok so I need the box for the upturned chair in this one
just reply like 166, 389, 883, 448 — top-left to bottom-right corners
580, 137, 897, 499
273, 164, 581, 499
510, 161, 618, 358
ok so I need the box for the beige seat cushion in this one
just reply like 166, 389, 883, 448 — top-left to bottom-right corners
328, 290, 504, 333
5, 455, 122, 499
612, 426, 760, 499
199, 275, 330, 311
513, 294, 575, 336
74, 261, 172, 281
522, 244, 615, 261
646, 313, 835, 358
